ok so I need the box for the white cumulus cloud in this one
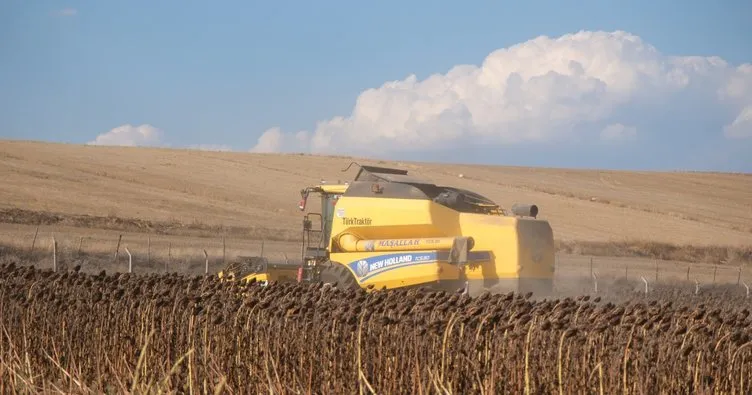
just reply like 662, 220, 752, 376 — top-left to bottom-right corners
249, 127, 283, 153
249, 127, 310, 153
251, 30, 752, 156
87, 124, 163, 147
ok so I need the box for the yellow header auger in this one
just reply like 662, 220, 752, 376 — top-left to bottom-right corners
218, 164, 555, 296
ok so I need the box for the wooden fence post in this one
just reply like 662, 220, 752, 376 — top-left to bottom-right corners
30, 225, 40, 254
114, 234, 122, 262
654, 259, 658, 283
77, 236, 84, 256
147, 236, 151, 266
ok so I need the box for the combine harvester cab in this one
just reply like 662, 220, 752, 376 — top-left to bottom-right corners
326, 165, 555, 296
220, 164, 555, 296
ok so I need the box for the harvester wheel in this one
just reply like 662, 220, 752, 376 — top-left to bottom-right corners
319, 263, 358, 290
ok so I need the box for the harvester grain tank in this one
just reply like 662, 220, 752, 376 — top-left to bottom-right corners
219, 164, 555, 296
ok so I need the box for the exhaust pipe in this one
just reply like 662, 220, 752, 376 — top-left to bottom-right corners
511, 203, 538, 218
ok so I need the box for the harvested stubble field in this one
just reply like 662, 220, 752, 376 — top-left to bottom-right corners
1, 261, 752, 394
1, 140, 751, 266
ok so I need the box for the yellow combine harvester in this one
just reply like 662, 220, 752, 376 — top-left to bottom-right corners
219, 164, 555, 296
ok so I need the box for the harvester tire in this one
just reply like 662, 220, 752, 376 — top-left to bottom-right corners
319, 263, 359, 290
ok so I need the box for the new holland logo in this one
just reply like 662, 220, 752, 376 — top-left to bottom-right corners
356, 260, 369, 277
368, 255, 413, 272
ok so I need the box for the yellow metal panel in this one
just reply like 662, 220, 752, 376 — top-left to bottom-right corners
329, 197, 439, 242
457, 213, 555, 281
328, 194, 554, 288
241, 273, 270, 283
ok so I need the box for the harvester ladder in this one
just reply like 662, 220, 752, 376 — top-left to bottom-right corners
299, 213, 328, 281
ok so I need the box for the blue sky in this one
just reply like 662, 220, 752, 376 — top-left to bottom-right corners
1, 0, 751, 172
